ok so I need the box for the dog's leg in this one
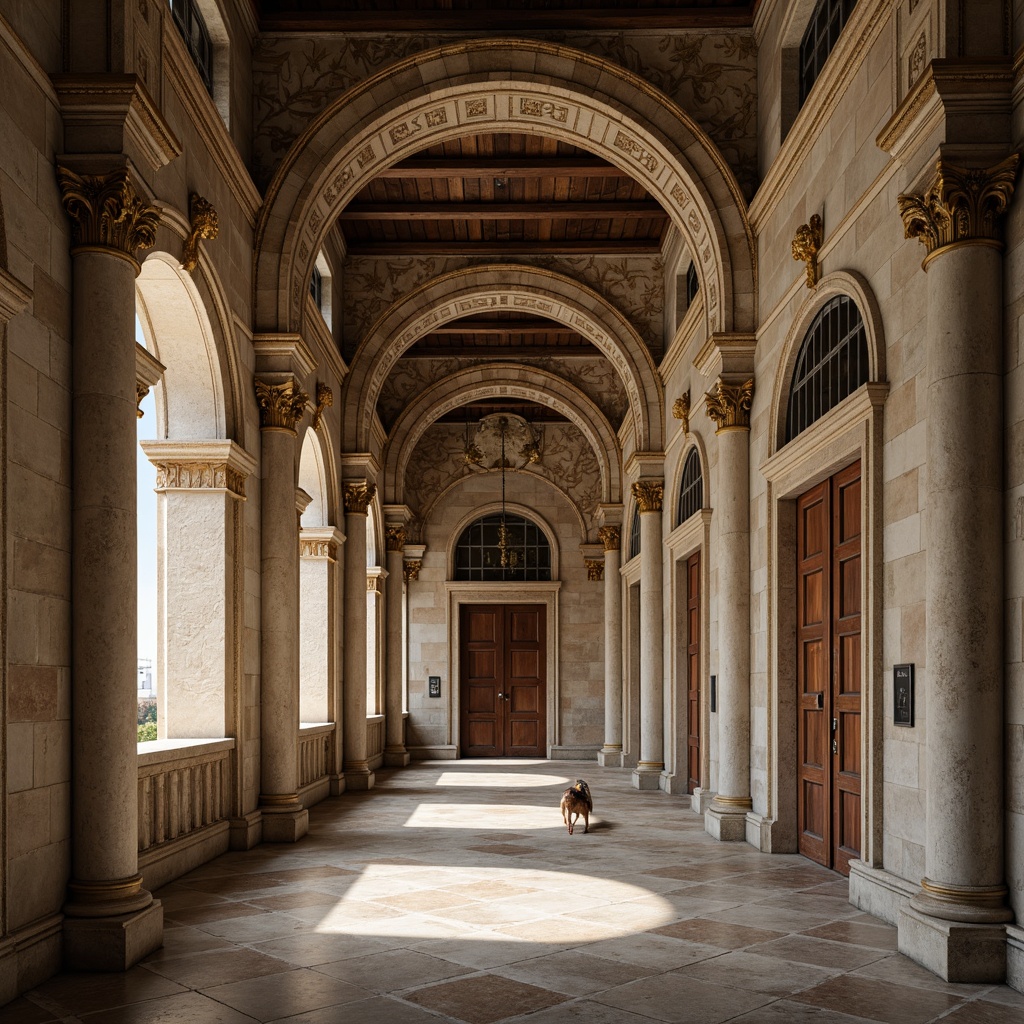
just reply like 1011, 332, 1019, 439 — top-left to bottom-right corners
582, 809, 589, 834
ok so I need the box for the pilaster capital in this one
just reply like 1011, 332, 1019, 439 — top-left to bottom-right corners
598, 525, 621, 551
385, 525, 406, 551
403, 560, 422, 583
705, 377, 755, 432
139, 439, 256, 500
56, 164, 160, 266
300, 526, 345, 561
367, 567, 386, 594
255, 377, 308, 433
585, 558, 605, 582
898, 154, 1019, 265
631, 479, 664, 514
791, 213, 823, 288
181, 193, 219, 273
343, 481, 376, 515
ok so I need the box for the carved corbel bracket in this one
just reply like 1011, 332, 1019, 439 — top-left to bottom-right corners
181, 193, 219, 273
311, 381, 333, 431
672, 391, 691, 433
791, 213, 823, 288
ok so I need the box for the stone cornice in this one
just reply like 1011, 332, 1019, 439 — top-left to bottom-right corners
252, 334, 318, 381
299, 525, 346, 556
693, 331, 757, 380
140, 439, 256, 499
0, 11, 56, 105
624, 451, 664, 479
135, 342, 165, 417
0, 266, 31, 323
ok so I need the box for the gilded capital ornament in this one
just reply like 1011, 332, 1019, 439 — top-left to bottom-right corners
598, 525, 621, 551
672, 391, 691, 433
632, 479, 664, 513
255, 378, 308, 432
136, 382, 150, 418
180, 193, 219, 273
385, 525, 406, 551
311, 382, 333, 430
898, 155, 1019, 262
343, 481, 376, 515
705, 378, 755, 431
791, 213, 823, 288
585, 558, 604, 582
403, 560, 422, 582
56, 165, 160, 262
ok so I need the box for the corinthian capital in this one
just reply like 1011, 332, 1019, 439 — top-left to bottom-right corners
181, 193, 219, 273
898, 155, 1019, 262
255, 378, 308, 432
344, 481, 376, 515
385, 525, 406, 551
705, 378, 754, 432
57, 164, 160, 263
598, 525, 621, 551
632, 480, 664, 513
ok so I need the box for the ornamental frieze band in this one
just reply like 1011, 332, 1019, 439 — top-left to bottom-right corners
152, 461, 247, 498
705, 378, 755, 431
255, 378, 308, 432
344, 481, 376, 515
632, 479, 664, 513
598, 525, 621, 550
300, 539, 336, 559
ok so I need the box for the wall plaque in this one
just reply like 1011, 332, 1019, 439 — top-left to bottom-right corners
894, 664, 914, 727
710, 675, 717, 713
428, 675, 441, 698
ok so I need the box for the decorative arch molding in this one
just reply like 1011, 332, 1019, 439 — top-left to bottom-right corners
344, 265, 663, 453
299, 426, 332, 529
444, 500, 563, 580
768, 270, 886, 457
254, 39, 755, 337
384, 363, 621, 507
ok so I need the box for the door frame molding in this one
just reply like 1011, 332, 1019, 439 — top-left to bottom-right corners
446, 583, 561, 757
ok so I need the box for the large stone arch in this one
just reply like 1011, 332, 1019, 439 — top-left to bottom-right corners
345, 264, 662, 452
254, 39, 756, 339
384, 363, 621, 507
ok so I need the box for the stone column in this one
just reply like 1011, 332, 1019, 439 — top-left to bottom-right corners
384, 524, 410, 766
299, 527, 344, 724
57, 164, 164, 967
255, 378, 309, 842
343, 481, 376, 790
704, 378, 754, 841
632, 480, 664, 790
895, 156, 1017, 982
597, 525, 624, 768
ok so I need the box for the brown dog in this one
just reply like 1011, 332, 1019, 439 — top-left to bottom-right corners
560, 779, 593, 835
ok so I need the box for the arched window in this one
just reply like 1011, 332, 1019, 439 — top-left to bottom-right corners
786, 294, 868, 443
686, 262, 699, 305
170, 0, 213, 94
454, 513, 551, 581
628, 506, 641, 561
677, 448, 703, 527
800, 0, 858, 105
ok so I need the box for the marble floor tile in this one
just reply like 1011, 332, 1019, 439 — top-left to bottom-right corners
200, 967, 368, 1019
674, 948, 840, 995
592, 971, 775, 1023
312, 948, 474, 992
404, 974, 568, 1024
78, 991, 259, 1023
791, 974, 962, 1022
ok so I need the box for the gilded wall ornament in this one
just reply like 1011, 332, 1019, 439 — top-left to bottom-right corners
898, 155, 1019, 259
672, 391, 691, 433
791, 213, 823, 288
255, 378, 308, 432
56, 165, 160, 260
136, 382, 150, 418
180, 193, 219, 273
385, 525, 406, 551
585, 558, 604, 582
311, 381, 333, 430
632, 479, 664, 513
403, 560, 422, 582
705, 378, 755, 431
598, 525, 621, 551
343, 481, 376, 515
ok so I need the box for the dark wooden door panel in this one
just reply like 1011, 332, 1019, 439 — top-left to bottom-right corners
505, 604, 545, 757
461, 606, 503, 757
686, 551, 701, 794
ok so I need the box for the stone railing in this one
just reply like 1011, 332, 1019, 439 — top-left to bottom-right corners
298, 723, 334, 789
367, 714, 385, 768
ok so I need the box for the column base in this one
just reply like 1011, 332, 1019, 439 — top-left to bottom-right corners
259, 798, 309, 843
632, 763, 663, 790
344, 767, 376, 791
329, 773, 347, 797
1006, 924, 1024, 993
63, 900, 163, 972
690, 787, 715, 815
597, 745, 623, 768
383, 747, 411, 768
898, 905, 1007, 983
705, 797, 752, 841
229, 811, 263, 851
848, 860, 917, 926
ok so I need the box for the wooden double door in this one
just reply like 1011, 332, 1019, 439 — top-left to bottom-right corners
797, 462, 862, 875
685, 551, 701, 795
460, 604, 546, 757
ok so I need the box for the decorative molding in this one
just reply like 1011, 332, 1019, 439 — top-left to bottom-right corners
311, 381, 333, 430
403, 560, 422, 582
151, 460, 248, 497
585, 558, 604, 582
705, 378, 755, 431
255, 378, 308, 432
180, 193, 219, 273
385, 525, 406, 551
343, 481, 376, 515
300, 538, 336, 559
56, 164, 160, 262
631, 479, 664, 513
672, 391, 691, 433
898, 155, 1019, 264
791, 213, 823, 288
140, 440, 257, 502
136, 381, 150, 417
367, 574, 383, 594
598, 525, 621, 551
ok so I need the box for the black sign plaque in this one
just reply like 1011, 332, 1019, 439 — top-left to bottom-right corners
710, 675, 717, 713
428, 675, 441, 698
894, 664, 914, 727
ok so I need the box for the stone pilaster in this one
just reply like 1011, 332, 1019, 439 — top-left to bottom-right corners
704, 377, 755, 841
896, 156, 1018, 982
383, 513, 411, 767
597, 517, 624, 768
57, 163, 164, 968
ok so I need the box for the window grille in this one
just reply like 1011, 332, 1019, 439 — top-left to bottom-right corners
310, 266, 323, 310
453, 513, 551, 581
686, 262, 699, 305
170, 0, 214, 95
628, 506, 641, 561
786, 294, 868, 442
799, 0, 857, 105
677, 448, 703, 527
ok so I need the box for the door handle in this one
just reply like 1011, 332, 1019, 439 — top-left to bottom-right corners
497, 692, 504, 700
832, 738, 838, 755
497, 692, 510, 701
832, 718, 838, 734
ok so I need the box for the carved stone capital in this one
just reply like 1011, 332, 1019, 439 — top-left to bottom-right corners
300, 538, 336, 560
705, 378, 755, 432
585, 558, 605, 582
255, 378, 307, 433
631, 479, 664, 514
385, 525, 406, 551
598, 525, 621, 551
181, 193, 219, 273
57, 164, 160, 264
898, 155, 1019, 263
367, 574, 383, 594
311, 382, 333, 431
151, 461, 248, 498
403, 560, 422, 583
672, 391, 691, 433
791, 213, 823, 288
343, 481, 376, 515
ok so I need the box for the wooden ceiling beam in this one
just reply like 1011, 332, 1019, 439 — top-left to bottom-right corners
373, 158, 626, 179
344, 240, 663, 255
339, 201, 664, 221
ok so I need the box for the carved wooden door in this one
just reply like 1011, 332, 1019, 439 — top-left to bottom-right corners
686, 551, 701, 794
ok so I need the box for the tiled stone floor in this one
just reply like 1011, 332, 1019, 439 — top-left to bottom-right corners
5, 759, 1024, 1023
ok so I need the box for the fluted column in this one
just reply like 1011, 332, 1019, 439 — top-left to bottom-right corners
255, 378, 309, 842
384, 524, 410, 766
343, 482, 376, 790
895, 156, 1018, 982
57, 164, 164, 967
597, 524, 624, 768
704, 378, 754, 841
632, 480, 664, 790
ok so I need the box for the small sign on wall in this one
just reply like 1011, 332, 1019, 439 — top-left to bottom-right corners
894, 664, 914, 727
428, 676, 441, 698
710, 675, 717, 713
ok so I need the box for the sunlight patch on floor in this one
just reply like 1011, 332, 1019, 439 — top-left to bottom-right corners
403, 801, 570, 829
435, 771, 570, 789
